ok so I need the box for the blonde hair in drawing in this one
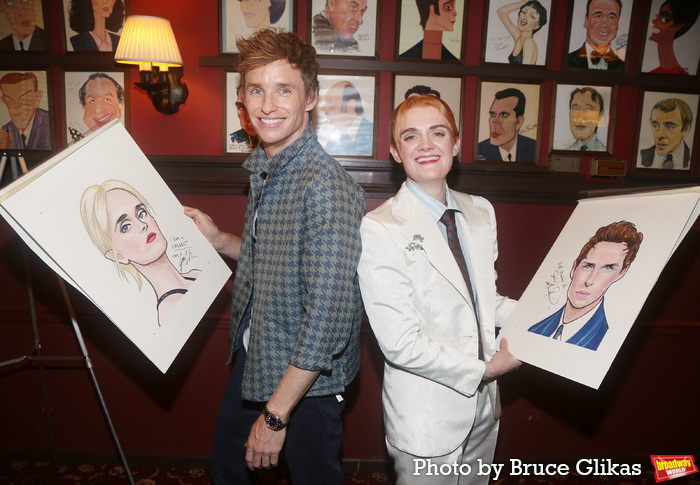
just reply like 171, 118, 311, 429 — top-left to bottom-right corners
80, 179, 153, 290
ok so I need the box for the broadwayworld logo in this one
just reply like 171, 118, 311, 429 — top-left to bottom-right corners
651, 455, 698, 483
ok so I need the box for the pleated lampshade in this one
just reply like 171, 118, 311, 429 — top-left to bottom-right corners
115, 15, 183, 71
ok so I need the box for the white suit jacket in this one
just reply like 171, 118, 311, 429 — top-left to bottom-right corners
358, 183, 517, 457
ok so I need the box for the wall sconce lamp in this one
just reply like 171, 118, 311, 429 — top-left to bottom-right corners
114, 15, 188, 114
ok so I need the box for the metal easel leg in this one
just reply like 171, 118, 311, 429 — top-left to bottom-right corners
1, 151, 135, 484
56, 279, 135, 485
24, 246, 59, 467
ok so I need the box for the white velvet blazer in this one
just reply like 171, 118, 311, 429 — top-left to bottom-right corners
358, 183, 517, 457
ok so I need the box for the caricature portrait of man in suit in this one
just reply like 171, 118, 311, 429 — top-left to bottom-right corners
639, 97, 693, 169
80, 72, 123, 129
312, 0, 368, 52
319, 80, 373, 156
66, 72, 124, 142
0, 72, 50, 150
0, 0, 47, 51
477, 87, 536, 162
566, 86, 607, 151
567, 0, 625, 70
528, 221, 643, 351
230, 87, 260, 151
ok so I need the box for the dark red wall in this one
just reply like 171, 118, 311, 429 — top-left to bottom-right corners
1, 0, 698, 466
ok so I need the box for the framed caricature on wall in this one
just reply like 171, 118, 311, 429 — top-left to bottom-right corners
551, 83, 614, 153
225, 72, 259, 154
482, 0, 552, 66
310, 0, 378, 57
0, 70, 52, 151
565, 0, 633, 71
393, 75, 463, 124
313, 73, 377, 157
396, 0, 465, 61
639, 0, 700, 76
635, 90, 698, 170
62, 0, 127, 53
221, 0, 293, 54
0, 0, 49, 52
475, 80, 541, 163
63, 70, 128, 144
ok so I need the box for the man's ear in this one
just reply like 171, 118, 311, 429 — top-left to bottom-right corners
345, 98, 356, 115
305, 89, 319, 112
516, 115, 524, 132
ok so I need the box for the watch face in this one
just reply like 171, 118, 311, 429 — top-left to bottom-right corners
264, 408, 285, 430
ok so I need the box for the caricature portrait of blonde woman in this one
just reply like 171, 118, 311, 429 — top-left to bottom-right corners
80, 179, 200, 327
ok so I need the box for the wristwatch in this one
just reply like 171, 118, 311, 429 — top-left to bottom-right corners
263, 406, 288, 431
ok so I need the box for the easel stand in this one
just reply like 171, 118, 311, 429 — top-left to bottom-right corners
0, 150, 135, 485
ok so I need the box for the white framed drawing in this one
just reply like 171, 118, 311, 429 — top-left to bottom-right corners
499, 187, 700, 389
483, 0, 552, 66
221, 0, 294, 54
313, 73, 376, 157
310, 0, 378, 57
0, 121, 232, 373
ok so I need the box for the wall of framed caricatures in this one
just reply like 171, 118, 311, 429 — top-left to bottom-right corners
2, 0, 699, 192
203, 0, 700, 191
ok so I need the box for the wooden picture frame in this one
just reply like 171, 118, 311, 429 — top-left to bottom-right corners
0, 69, 53, 151
481, 0, 553, 67
634, 90, 699, 171
309, 0, 379, 58
313, 72, 378, 158
474, 79, 541, 163
550, 83, 615, 154
639, 0, 700, 76
392, 74, 464, 160
221, 0, 294, 54
395, 0, 466, 62
564, 0, 633, 72
0, 0, 49, 52
62, 69, 129, 145
224, 71, 260, 154
393, 74, 463, 121
62, 0, 127, 53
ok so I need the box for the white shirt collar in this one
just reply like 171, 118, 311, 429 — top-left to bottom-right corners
585, 42, 611, 70
498, 137, 518, 162
13, 32, 34, 51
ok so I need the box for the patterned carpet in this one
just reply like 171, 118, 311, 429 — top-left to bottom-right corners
0, 461, 395, 485
2, 461, 699, 484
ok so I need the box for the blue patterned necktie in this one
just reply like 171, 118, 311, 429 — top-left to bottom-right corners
440, 209, 483, 361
